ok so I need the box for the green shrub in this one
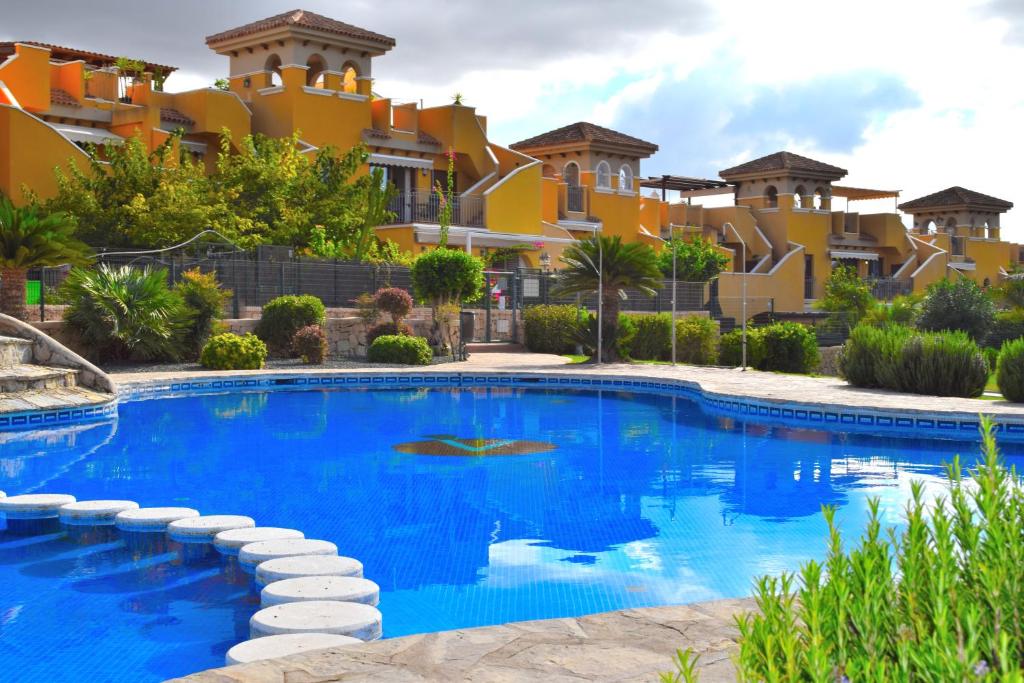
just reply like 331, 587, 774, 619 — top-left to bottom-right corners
61, 264, 188, 362
615, 313, 637, 359
861, 293, 921, 327
292, 324, 327, 364
760, 321, 819, 373
571, 313, 635, 359
626, 313, 673, 360
255, 295, 326, 355
733, 418, 1024, 681
523, 305, 581, 354
367, 334, 432, 365
656, 236, 730, 281
984, 345, 1000, 373
718, 327, 766, 368
366, 321, 412, 346
839, 324, 912, 388
997, 338, 1024, 402
917, 277, 995, 341
986, 308, 1024, 349
675, 316, 718, 365
174, 268, 232, 359
814, 264, 875, 326
200, 332, 267, 370
410, 248, 484, 305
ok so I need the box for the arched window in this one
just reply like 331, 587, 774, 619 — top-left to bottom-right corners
813, 187, 827, 209
764, 185, 778, 208
793, 185, 806, 209
944, 217, 957, 234
925, 220, 937, 234
265, 54, 283, 87
618, 164, 634, 192
306, 54, 327, 87
595, 161, 611, 189
341, 63, 359, 94
564, 161, 580, 187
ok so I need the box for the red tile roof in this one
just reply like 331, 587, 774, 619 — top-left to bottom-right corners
719, 151, 847, 180
417, 130, 441, 146
0, 41, 176, 73
206, 10, 395, 48
49, 88, 80, 108
898, 186, 1013, 212
510, 122, 658, 155
160, 108, 194, 127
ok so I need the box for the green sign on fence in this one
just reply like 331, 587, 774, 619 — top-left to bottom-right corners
25, 280, 41, 305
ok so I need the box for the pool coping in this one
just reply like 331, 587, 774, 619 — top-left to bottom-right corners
111, 360, 1024, 443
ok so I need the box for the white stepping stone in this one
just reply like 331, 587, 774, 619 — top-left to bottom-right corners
0, 493, 76, 519
261, 576, 380, 608
214, 527, 305, 556
239, 539, 337, 572
225, 632, 361, 666
59, 500, 139, 525
0, 491, 5, 498
115, 507, 200, 532
167, 515, 255, 543
256, 555, 363, 587
250, 600, 382, 640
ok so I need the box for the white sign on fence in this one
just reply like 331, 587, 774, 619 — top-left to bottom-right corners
522, 278, 539, 298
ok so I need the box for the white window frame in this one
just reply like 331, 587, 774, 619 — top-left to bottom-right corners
595, 160, 612, 189
618, 164, 634, 193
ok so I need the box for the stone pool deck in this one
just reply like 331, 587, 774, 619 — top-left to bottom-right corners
170, 598, 753, 683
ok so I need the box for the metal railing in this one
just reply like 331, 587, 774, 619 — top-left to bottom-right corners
567, 186, 585, 213
868, 277, 912, 300
951, 235, 967, 256
384, 191, 484, 227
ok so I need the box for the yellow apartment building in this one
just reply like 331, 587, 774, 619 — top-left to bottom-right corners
0, 9, 1019, 317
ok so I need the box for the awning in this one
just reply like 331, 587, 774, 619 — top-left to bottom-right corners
49, 122, 124, 145
368, 153, 434, 170
832, 186, 900, 201
180, 139, 207, 154
831, 250, 879, 261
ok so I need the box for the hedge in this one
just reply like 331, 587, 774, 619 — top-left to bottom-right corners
367, 334, 432, 365
256, 295, 326, 355
523, 305, 581, 354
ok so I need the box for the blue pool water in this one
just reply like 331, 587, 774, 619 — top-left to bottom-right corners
0, 386, 1017, 682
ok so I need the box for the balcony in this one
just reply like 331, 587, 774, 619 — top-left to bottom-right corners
384, 191, 484, 227
567, 186, 585, 213
867, 277, 912, 301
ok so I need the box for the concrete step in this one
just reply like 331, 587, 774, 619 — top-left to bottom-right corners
0, 335, 33, 368
0, 386, 113, 415
466, 342, 525, 353
0, 364, 79, 393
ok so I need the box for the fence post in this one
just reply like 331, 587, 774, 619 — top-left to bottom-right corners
485, 276, 492, 343
231, 259, 240, 319
333, 259, 339, 307
278, 262, 285, 298
510, 269, 518, 344
39, 267, 46, 322
296, 255, 302, 295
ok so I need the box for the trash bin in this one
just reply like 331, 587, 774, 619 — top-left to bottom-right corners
459, 310, 475, 344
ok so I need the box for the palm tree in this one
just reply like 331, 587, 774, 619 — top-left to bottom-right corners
554, 235, 661, 362
0, 196, 90, 320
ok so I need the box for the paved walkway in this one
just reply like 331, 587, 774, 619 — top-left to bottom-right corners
170, 599, 752, 683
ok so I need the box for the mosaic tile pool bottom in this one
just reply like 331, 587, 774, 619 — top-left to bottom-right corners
3, 385, 1022, 681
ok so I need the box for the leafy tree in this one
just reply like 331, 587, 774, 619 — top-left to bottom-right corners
990, 272, 1024, 309
861, 293, 921, 328
815, 264, 875, 327
173, 268, 232, 358
918, 277, 995, 341
352, 167, 397, 261
433, 149, 456, 248
213, 78, 230, 91
0, 195, 90, 319
554, 236, 662, 362
656, 236, 730, 281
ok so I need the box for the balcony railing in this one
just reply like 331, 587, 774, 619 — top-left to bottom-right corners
567, 186, 585, 213
384, 191, 484, 227
868, 277, 912, 301
951, 235, 967, 256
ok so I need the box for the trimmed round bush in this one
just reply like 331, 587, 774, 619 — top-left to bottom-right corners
373, 287, 413, 325
718, 327, 766, 368
674, 316, 719, 365
410, 248, 484, 305
292, 324, 328, 365
997, 339, 1024, 402
256, 295, 326, 355
760, 321, 819, 373
626, 313, 673, 360
367, 334, 432, 365
200, 333, 267, 370
523, 305, 581, 354
366, 321, 412, 346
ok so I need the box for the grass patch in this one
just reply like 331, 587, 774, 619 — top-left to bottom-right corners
561, 354, 590, 364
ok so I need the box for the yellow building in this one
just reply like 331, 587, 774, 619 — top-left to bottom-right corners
0, 9, 1019, 313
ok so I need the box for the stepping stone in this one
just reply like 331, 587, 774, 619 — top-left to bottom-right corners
249, 600, 382, 640
261, 576, 380, 607
239, 539, 337, 573
256, 555, 363, 587
115, 507, 200, 532
0, 493, 76, 519
59, 500, 138, 525
167, 515, 255, 543
225, 633, 361, 666
0, 491, 5, 498
214, 527, 305, 556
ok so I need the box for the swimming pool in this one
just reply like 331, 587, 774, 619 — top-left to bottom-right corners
1, 384, 1015, 681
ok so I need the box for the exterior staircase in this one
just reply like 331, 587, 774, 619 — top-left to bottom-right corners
0, 321, 116, 424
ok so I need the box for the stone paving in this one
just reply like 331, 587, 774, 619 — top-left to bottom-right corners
171, 598, 753, 683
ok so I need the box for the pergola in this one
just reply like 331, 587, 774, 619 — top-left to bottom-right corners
639, 175, 732, 201
831, 185, 901, 212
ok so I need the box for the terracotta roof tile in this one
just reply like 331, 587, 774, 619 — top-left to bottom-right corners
206, 10, 395, 48
160, 108, 194, 126
417, 130, 440, 146
719, 151, 847, 180
362, 128, 390, 140
898, 186, 1013, 212
510, 122, 658, 154
49, 88, 80, 108
0, 41, 176, 73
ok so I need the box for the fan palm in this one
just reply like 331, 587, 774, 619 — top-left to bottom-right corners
0, 196, 89, 320
554, 235, 661, 362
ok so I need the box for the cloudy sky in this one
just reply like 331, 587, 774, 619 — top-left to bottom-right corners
4, 1, 1022, 232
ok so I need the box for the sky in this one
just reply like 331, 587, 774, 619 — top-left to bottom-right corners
3, 1, 1022, 234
